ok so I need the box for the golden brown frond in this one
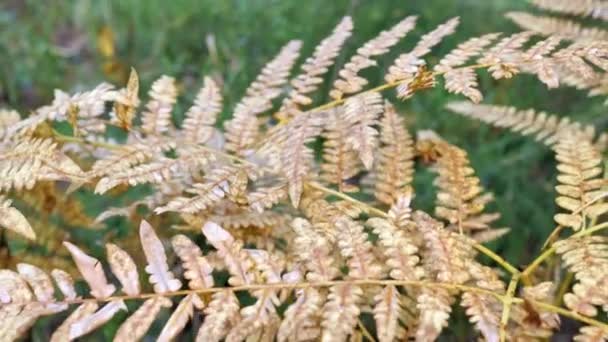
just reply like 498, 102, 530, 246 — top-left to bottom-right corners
280, 113, 324, 207
155, 166, 247, 214
0, 138, 85, 192
373, 101, 415, 205
530, 0, 608, 20
420, 136, 508, 240
320, 108, 361, 192
182, 76, 223, 144
280, 17, 353, 118
0, 196, 35, 240
446, 102, 608, 151
386, 17, 460, 86
225, 40, 302, 155
342, 91, 384, 169
553, 136, 607, 230
141, 75, 178, 136
555, 236, 608, 317
477, 31, 535, 79
112, 67, 140, 130
507, 12, 608, 42
330, 15, 417, 99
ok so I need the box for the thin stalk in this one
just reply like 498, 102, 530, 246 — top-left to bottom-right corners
499, 273, 520, 342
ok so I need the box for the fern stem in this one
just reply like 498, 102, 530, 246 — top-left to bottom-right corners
499, 273, 520, 342
521, 221, 608, 283
554, 272, 574, 306
301, 62, 495, 115
7, 278, 608, 332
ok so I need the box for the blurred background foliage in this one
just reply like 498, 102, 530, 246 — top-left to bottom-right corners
1, 0, 607, 291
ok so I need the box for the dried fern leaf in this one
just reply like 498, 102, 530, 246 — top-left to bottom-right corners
114, 297, 173, 341
0, 108, 21, 141
420, 136, 507, 238
139, 220, 182, 293
280, 16, 353, 117
0, 196, 35, 240
507, 12, 608, 42
555, 236, 608, 317
373, 101, 415, 204
171, 234, 214, 289
530, 0, 608, 20
69, 300, 127, 340
247, 182, 287, 213
368, 217, 424, 280
196, 290, 241, 342
280, 113, 324, 207
141, 75, 178, 136
553, 136, 607, 230
415, 287, 453, 341
158, 294, 204, 342
292, 217, 340, 282
0, 138, 85, 191
336, 216, 383, 279
342, 91, 384, 169
321, 284, 362, 342
63, 241, 116, 299
182, 76, 223, 144
446, 102, 608, 151
478, 31, 535, 79
373, 285, 405, 342
414, 211, 475, 283
278, 287, 323, 342
330, 15, 417, 99
435, 33, 500, 102
225, 40, 302, 155
113, 67, 140, 130
105, 243, 140, 296
574, 326, 608, 341
386, 17, 460, 84
321, 107, 361, 191
202, 221, 254, 286
155, 166, 245, 214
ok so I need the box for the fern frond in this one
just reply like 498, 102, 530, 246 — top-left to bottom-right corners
507, 12, 608, 42
446, 102, 608, 151
225, 40, 302, 155
420, 136, 508, 240
112, 67, 140, 130
321, 284, 362, 342
330, 15, 417, 99
155, 166, 247, 214
292, 217, 340, 282
280, 17, 353, 118
342, 91, 384, 169
0, 109, 21, 141
320, 108, 361, 192
141, 75, 178, 136
372, 101, 415, 204
0, 138, 85, 192
555, 236, 608, 317
0, 196, 35, 240
280, 113, 324, 207
385, 17, 460, 86
529, 0, 608, 20
553, 136, 607, 230
182, 76, 223, 144
335, 216, 383, 279
477, 31, 535, 79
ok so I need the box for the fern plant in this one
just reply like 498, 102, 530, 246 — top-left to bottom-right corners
1, 6, 608, 341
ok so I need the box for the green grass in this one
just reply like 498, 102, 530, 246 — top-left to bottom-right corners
1, 2, 607, 338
